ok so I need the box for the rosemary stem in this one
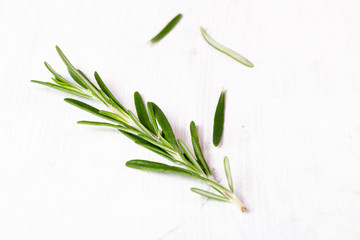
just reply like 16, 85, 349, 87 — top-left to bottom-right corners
206, 176, 246, 212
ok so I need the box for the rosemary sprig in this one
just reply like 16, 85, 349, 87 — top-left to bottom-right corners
200, 26, 254, 68
32, 46, 246, 212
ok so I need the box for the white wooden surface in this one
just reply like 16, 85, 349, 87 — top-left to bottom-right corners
1, 0, 360, 239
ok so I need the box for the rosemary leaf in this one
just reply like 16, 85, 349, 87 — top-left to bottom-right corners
149, 13, 182, 44
178, 139, 204, 174
191, 188, 229, 202
200, 26, 254, 68
126, 160, 200, 177
213, 90, 225, 147
126, 160, 225, 190
147, 102, 160, 135
64, 98, 121, 124
94, 71, 127, 111
224, 156, 234, 192
44, 62, 81, 89
150, 102, 179, 151
31, 80, 92, 99
190, 121, 212, 175
134, 92, 156, 134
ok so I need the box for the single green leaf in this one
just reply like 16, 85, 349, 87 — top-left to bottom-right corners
77, 69, 90, 81
224, 156, 234, 192
77, 121, 119, 128
134, 140, 175, 162
191, 188, 229, 202
68, 66, 89, 89
94, 71, 127, 111
149, 13, 182, 44
64, 98, 121, 124
127, 110, 154, 136
134, 92, 156, 134
213, 90, 225, 147
150, 102, 179, 151
136, 133, 176, 154
126, 160, 202, 179
64, 98, 100, 114
77, 120, 140, 135
44, 62, 81, 89
118, 131, 176, 162
51, 77, 68, 87
31, 80, 92, 99
55, 46, 106, 103
178, 139, 204, 173
200, 26, 254, 68
190, 121, 212, 175
126, 160, 229, 192
147, 102, 159, 134
99, 110, 126, 123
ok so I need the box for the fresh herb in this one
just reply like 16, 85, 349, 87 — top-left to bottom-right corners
213, 90, 225, 146
200, 26, 254, 67
149, 13, 182, 44
32, 46, 246, 212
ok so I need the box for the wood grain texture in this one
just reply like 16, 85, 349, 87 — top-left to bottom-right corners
1, 0, 360, 239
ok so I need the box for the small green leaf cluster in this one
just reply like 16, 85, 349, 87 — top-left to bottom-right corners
32, 46, 246, 211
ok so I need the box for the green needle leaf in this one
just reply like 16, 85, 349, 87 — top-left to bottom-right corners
191, 188, 229, 202
213, 90, 225, 147
126, 160, 200, 178
190, 121, 212, 175
44, 62, 81, 89
200, 26, 254, 68
64, 98, 122, 124
77, 121, 119, 128
150, 102, 179, 151
134, 141, 175, 162
55, 46, 106, 103
224, 156, 234, 192
147, 102, 159, 135
126, 160, 230, 192
178, 139, 204, 174
64, 98, 100, 114
31, 80, 92, 99
134, 92, 156, 134
94, 71, 127, 111
149, 13, 182, 44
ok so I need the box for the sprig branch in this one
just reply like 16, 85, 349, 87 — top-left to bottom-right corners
32, 46, 246, 212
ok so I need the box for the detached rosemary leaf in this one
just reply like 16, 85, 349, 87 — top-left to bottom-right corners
213, 90, 225, 147
190, 121, 212, 176
191, 188, 229, 202
200, 26, 254, 68
150, 102, 179, 151
224, 156, 234, 192
149, 13, 182, 44
134, 92, 156, 134
31, 80, 92, 99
